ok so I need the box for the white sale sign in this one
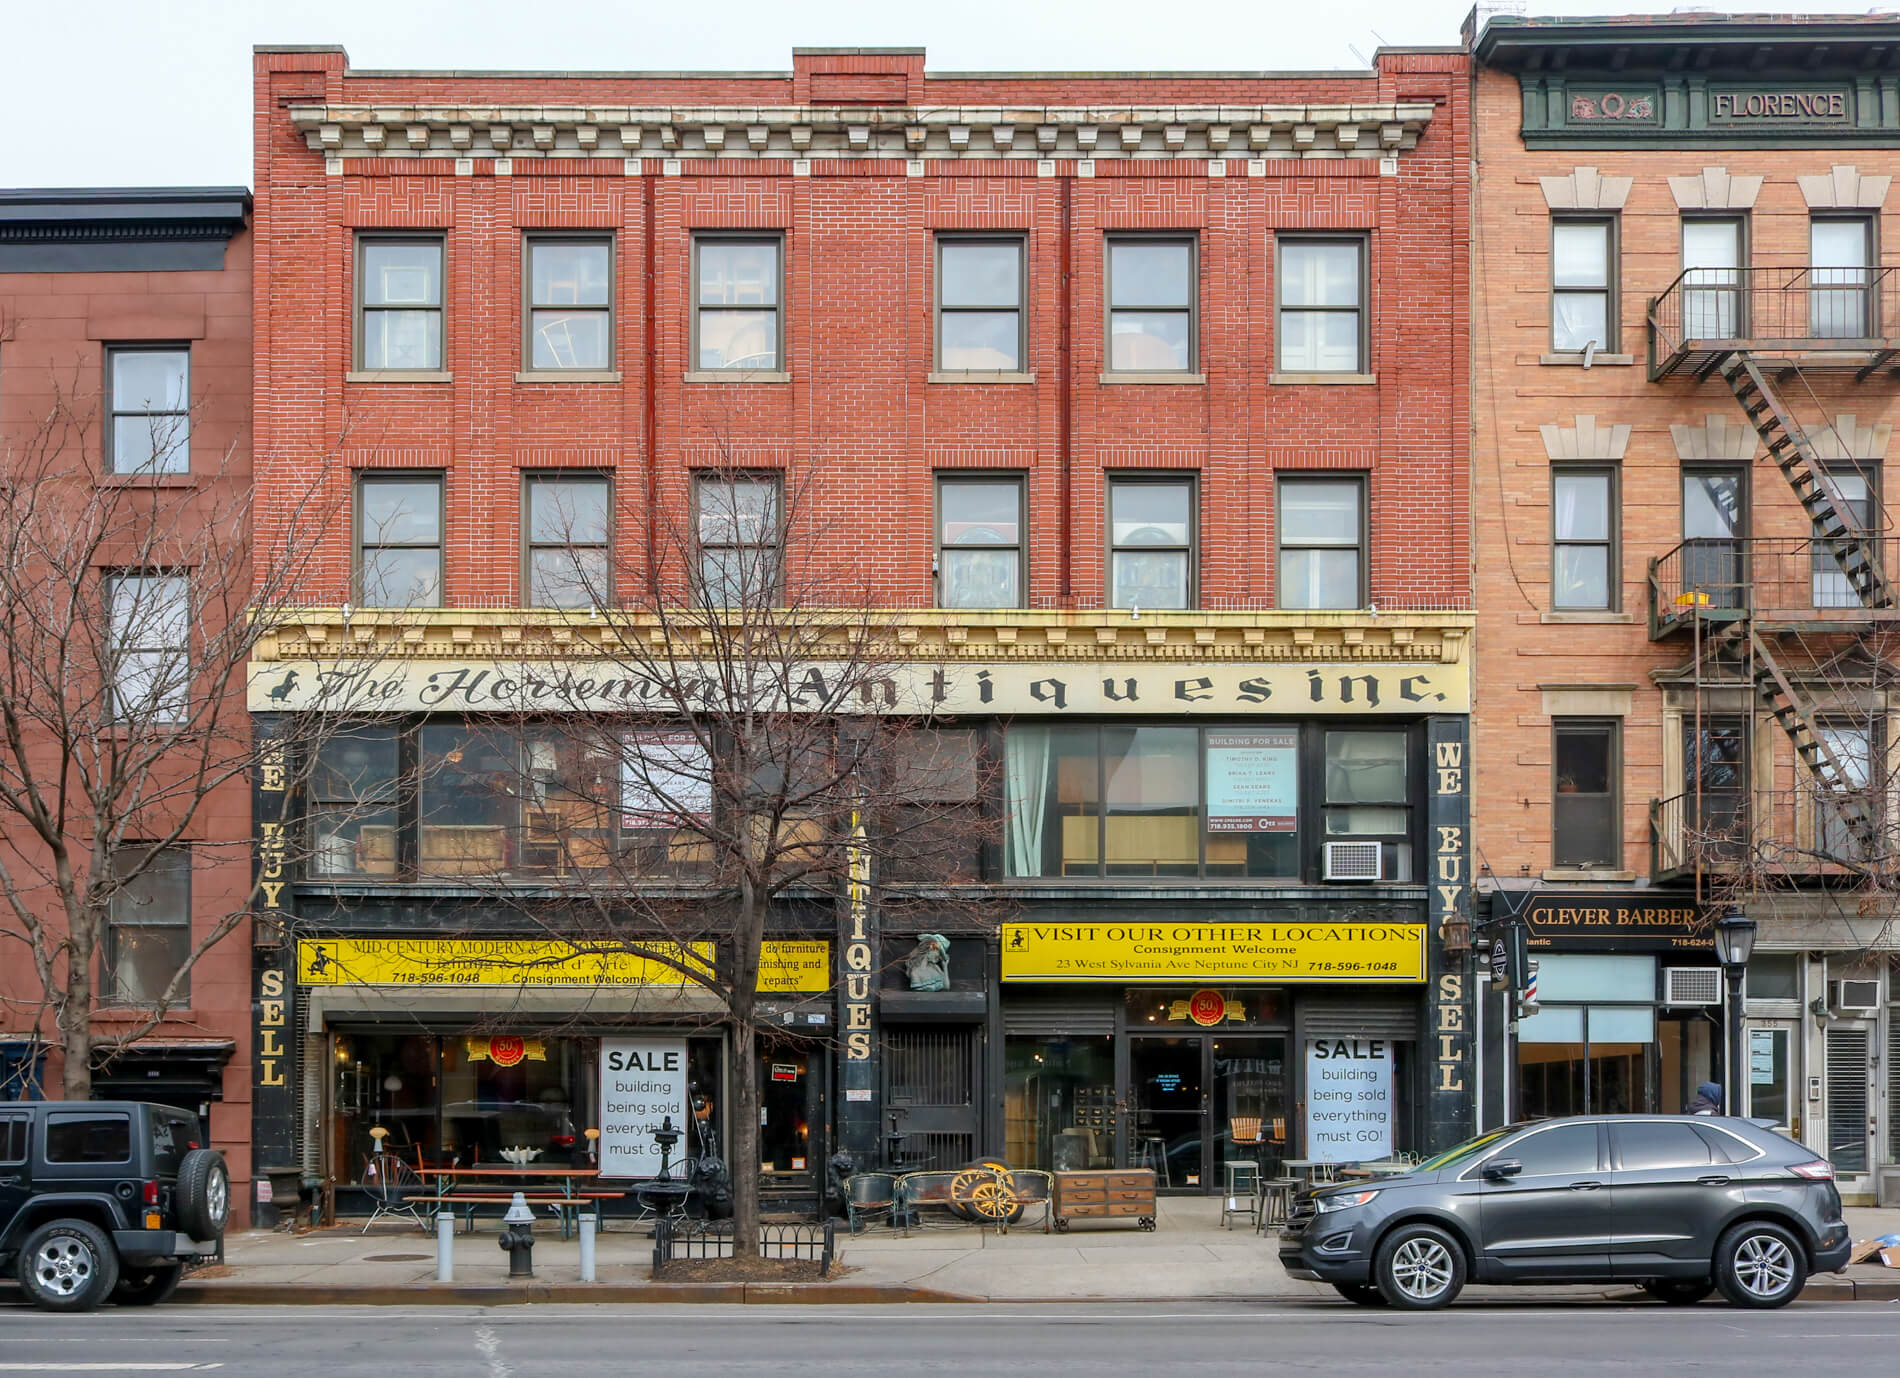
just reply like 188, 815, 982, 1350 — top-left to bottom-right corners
1304, 1038, 1394, 1163
599, 1037, 689, 1178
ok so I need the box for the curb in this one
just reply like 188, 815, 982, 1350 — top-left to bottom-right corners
172, 1281, 970, 1306
171, 1277, 1900, 1306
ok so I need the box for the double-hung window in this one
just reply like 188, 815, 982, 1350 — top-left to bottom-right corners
937, 237, 1025, 371
525, 236, 612, 370
1811, 216, 1875, 339
1551, 467, 1618, 610
102, 847, 190, 1005
106, 573, 189, 724
1277, 477, 1364, 609
357, 235, 445, 371
1551, 218, 1615, 353
1324, 729, 1413, 881
524, 474, 610, 607
1108, 478, 1193, 609
1277, 237, 1366, 373
696, 475, 782, 607
357, 474, 444, 608
937, 476, 1023, 608
1553, 719, 1620, 869
694, 236, 782, 371
1106, 237, 1195, 372
106, 347, 190, 474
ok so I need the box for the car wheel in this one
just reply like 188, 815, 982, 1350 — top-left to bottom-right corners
174, 1148, 230, 1240
1373, 1223, 1466, 1310
1641, 1278, 1715, 1305
1332, 1282, 1389, 1307
115, 1264, 185, 1307
1714, 1221, 1807, 1309
18, 1219, 120, 1312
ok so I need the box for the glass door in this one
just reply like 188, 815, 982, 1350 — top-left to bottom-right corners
1682, 469, 1747, 608
1746, 1023, 1797, 1133
1682, 217, 1743, 339
1212, 1037, 1289, 1179
1129, 1037, 1205, 1191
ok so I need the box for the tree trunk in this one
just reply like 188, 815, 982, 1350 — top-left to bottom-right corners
60, 960, 93, 1101
728, 1013, 760, 1256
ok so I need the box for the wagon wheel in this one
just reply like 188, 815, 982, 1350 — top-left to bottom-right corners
950, 1169, 1024, 1225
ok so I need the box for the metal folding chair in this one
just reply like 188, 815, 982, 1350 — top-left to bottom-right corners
361, 1154, 431, 1234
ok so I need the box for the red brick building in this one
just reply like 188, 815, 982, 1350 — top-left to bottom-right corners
0, 188, 258, 1223
249, 44, 1476, 1211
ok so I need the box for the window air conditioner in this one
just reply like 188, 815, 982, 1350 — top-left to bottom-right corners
1828, 979, 1881, 1014
1323, 840, 1382, 882
1663, 966, 1723, 1006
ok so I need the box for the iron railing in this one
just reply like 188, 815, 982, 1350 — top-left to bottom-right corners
1647, 535, 1898, 638
1651, 788, 1878, 884
1649, 264, 1900, 377
651, 1218, 834, 1276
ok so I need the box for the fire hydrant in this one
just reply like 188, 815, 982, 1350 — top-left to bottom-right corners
498, 1192, 535, 1278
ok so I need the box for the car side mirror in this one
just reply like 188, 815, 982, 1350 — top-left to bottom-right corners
1482, 1158, 1523, 1180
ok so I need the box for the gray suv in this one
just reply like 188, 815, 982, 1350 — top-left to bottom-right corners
1279, 1115, 1850, 1310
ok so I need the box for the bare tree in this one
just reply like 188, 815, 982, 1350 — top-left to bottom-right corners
406, 449, 1001, 1253
0, 364, 359, 1100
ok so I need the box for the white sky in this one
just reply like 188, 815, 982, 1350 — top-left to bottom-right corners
1, 0, 1884, 187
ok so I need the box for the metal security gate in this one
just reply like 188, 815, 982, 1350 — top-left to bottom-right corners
882, 1027, 979, 1171
1825, 1025, 1872, 1180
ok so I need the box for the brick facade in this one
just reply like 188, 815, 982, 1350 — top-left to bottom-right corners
0, 192, 257, 1225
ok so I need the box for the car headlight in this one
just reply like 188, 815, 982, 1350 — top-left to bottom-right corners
1314, 1189, 1380, 1214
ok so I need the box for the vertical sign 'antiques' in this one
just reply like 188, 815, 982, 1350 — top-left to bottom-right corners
1425, 717, 1474, 1151
837, 812, 878, 1158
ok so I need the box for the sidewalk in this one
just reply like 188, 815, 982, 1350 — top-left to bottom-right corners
171, 1199, 1900, 1305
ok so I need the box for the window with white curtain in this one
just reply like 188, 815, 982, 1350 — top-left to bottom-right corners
1551, 467, 1617, 610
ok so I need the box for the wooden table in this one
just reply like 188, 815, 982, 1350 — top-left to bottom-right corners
423, 1165, 619, 1238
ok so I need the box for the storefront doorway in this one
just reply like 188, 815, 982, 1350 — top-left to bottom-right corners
1128, 1035, 1287, 1191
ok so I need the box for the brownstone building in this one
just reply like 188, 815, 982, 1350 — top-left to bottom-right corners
0, 188, 259, 1222
1471, 13, 1898, 1202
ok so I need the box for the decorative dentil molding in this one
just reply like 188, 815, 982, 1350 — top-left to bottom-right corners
287, 101, 1435, 167
1540, 414, 1631, 461
250, 608, 1473, 667
1667, 166, 1762, 211
1538, 166, 1632, 211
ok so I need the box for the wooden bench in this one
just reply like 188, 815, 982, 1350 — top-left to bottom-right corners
414, 1191, 626, 1239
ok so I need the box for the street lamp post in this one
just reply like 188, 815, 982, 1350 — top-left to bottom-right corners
1711, 906, 1758, 1117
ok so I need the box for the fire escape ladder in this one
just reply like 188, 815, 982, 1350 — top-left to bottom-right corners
1719, 354, 1894, 610
1741, 626, 1878, 855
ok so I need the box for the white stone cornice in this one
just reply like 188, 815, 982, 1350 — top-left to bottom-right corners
286, 101, 1435, 164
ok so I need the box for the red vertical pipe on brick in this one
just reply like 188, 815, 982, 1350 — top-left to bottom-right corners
642, 171, 659, 591
1057, 172, 1073, 601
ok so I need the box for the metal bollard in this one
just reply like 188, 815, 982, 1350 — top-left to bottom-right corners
578, 1211, 597, 1283
436, 1211, 454, 1282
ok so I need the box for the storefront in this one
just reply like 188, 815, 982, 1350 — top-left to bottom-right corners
994, 914, 1430, 1192
289, 936, 832, 1217
1484, 891, 1721, 1120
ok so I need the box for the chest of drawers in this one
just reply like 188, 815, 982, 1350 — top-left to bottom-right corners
1052, 1168, 1157, 1232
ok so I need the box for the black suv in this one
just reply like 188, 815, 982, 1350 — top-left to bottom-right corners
1279, 1115, 1850, 1310
1, 1101, 229, 1311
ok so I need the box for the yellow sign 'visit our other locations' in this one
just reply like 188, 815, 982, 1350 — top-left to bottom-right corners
296, 938, 831, 993
1000, 922, 1426, 984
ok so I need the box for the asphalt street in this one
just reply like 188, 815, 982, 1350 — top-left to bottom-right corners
1, 1303, 1897, 1376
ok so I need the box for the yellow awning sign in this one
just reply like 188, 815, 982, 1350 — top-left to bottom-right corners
296, 938, 829, 993
1000, 922, 1427, 984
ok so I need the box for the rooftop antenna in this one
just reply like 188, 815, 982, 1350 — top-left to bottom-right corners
1347, 43, 1370, 66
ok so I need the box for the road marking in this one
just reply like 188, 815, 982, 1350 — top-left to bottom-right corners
473, 1323, 511, 1378
0, 1366, 223, 1372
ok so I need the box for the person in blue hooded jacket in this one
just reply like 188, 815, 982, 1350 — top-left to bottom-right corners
1687, 1081, 1722, 1115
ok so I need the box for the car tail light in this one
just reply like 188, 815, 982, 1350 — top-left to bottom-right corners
1789, 1159, 1835, 1181
143, 1181, 159, 1205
